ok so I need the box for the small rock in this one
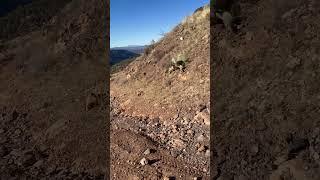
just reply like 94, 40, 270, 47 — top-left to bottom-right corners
46, 119, 67, 138
181, 117, 189, 125
222, 11, 234, 28
314, 153, 320, 160
196, 134, 205, 142
180, 131, 185, 137
171, 138, 185, 149
172, 125, 178, 133
274, 155, 288, 166
193, 177, 201, 180
203, 168, 207, 172
286, 57, 301, 69
251, 144, 259, 155
38, 144, 48, 153
129, 175, 140, 180
205, 149, 210, 157
197, 145, 206, 152
194, 111, 210, 125
22, 151, 37, 167
199, 104, 207, 112
143, 148, 151, 155
282, 8, 296, 19
163, 176, 175, 180
159, 133, 166, 140
311, 147, 320, 161
245, 32, 253, 41
163, 120, 171, 126
187, 129, 194, 135
140, 158, 148, 166
85, 93, 98, 111
33, 160, 44, 168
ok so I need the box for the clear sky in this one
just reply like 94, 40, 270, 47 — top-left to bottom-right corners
110, 0, 209, 48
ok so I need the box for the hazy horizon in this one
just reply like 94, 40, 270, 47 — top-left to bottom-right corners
111, 44, 146, 49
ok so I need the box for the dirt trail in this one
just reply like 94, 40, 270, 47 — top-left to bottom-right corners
110, 100, 210, 179
111, 120, 208, 179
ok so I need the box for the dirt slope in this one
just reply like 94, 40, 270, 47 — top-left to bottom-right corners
211, 0, 320, 179
0, 0, 108, 178
111, 5, 210, 121
110, 5, 210, 180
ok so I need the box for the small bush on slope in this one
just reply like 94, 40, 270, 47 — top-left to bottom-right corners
168, 53, 188, 73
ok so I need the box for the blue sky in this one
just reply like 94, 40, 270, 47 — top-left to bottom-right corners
110, 0, 209, 48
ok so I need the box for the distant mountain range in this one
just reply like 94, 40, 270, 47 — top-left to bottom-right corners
110, 45, 146, 65
110, 49, 139, 65
111, 45, 146, 54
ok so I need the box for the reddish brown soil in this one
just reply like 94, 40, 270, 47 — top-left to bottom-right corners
110, 100, 210, 179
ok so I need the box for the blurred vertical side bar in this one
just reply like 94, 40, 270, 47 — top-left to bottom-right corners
106, 0, 110, 178
0, 0, 109, 179
211, 0, 320, 179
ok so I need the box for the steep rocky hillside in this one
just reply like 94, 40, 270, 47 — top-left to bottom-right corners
110, 5, 210, 179
111, 5, 210, 121
212, 0, 320, 179
0, 0, 108, 178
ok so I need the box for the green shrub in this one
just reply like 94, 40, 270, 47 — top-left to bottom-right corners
168, 53, 188, 73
